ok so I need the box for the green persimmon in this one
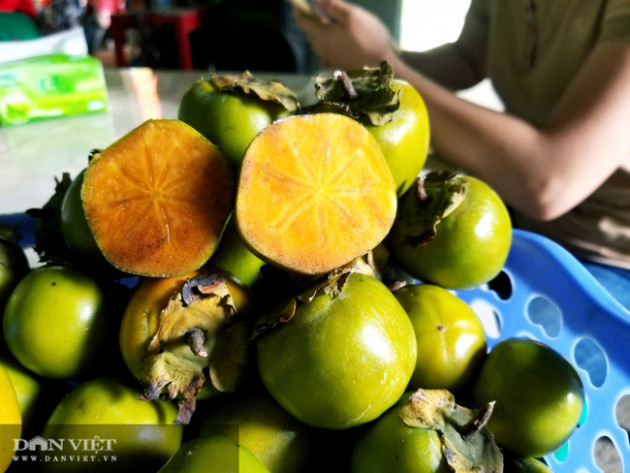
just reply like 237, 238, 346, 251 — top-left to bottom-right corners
350, 404, 449, 473
0, 353, 44, 430
472, 338, 585, 458
60, 168, 103, 262
311, 63, 430, 196
389, 171, 512, 289
366, 80, 430, 196
3, 265, 109, 379
0, 225, 29, 311
394, 283, 486, 392
158, 436, 270, 473
195, 389, 315, 473
504, 456, 554, 473
351, 388, 502, 473
256, 272, 417, 430
208, 217, 265, 287
0, 364, 21, 473
178, 73, 298, 168
42, 377, 183, 473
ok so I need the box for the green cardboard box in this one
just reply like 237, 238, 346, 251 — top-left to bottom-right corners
0, 54, 109, 126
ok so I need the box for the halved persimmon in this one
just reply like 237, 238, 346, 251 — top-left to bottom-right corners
82, 119, 234, 277
235, 113, 397, 275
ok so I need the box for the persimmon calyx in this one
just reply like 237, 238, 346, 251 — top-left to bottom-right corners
399, 388, 503, 473
313, 61, 400, 126
394, 171, 468, 248
251, 259, 373, 339
209, 71, 300, 113
140, 272, 252, 425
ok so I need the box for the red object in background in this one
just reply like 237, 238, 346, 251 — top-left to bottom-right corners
87, 0, 125, 28
0, 0, 37, 18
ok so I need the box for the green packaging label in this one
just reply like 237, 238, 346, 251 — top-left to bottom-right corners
0, 54, 109, 126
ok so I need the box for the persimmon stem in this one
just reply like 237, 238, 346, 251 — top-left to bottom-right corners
461, 401, 495, 442
416, 175, 429, 203
334, 70, 359, 100
186, 327, 208, 357
175, 396, 197, 426
388, 280, 407, 292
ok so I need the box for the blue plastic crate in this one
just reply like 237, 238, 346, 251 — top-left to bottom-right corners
455, 228, 630, 472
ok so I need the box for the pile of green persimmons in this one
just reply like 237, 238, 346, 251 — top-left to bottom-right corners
0, 64, 584, 473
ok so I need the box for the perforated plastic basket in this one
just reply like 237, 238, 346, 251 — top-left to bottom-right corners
455, 228, 630, 472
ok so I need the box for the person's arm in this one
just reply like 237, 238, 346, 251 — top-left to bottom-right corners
391, 40, 630, 221
294, 0, 487, 90
398, 9, 488, 91
296, 0, 630, 222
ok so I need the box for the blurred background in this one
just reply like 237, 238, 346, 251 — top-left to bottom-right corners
1, 0, 506, 110
1, 0, 471, 71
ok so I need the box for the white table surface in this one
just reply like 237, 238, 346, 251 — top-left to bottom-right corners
0, 67, 317, 215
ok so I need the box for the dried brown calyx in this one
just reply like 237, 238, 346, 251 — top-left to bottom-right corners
311, 61, 400, 126
251, 259, 373, 339
140, 271, 253, 425
399, 388, 503, 473
208, 71, 300, 113
394, 171, 468, 248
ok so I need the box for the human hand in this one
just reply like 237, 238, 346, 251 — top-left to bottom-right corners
293, 0, 397, 69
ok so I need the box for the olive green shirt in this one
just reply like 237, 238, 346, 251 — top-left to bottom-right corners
468, 0, 630, 268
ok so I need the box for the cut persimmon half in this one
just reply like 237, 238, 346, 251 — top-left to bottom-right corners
82, 119, 234, 277
235, 113, 397, 275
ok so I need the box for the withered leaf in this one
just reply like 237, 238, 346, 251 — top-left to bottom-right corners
395, 171, 468, 247
140, 270, 253, 425
141, 351, 206, 402
208, 71, 300, 113
329, 258, 374, 279
148, 274, 235, 353
252, 263, 367, 339
299, 258, 370, 303
0, 221, 27, 246
182, 272, 232, 306
26, 172, 74, 265
252, 298, 297, 339
440, 402, 502, 473
175, 397, 197, 426
421, 171, 468, 221
399, 389, 503, 473
399, 388, 456, 431
140, 351, 206, 426
313, 61, 400, 126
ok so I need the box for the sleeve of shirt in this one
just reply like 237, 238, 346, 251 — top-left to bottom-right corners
466, 0, 490, 25
600, 0, 630, 42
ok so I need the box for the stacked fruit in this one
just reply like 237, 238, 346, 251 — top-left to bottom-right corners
0, 64, 584, 473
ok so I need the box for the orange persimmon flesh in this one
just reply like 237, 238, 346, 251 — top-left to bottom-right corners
235, 113, 397, 275
82, 119, 234, 277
